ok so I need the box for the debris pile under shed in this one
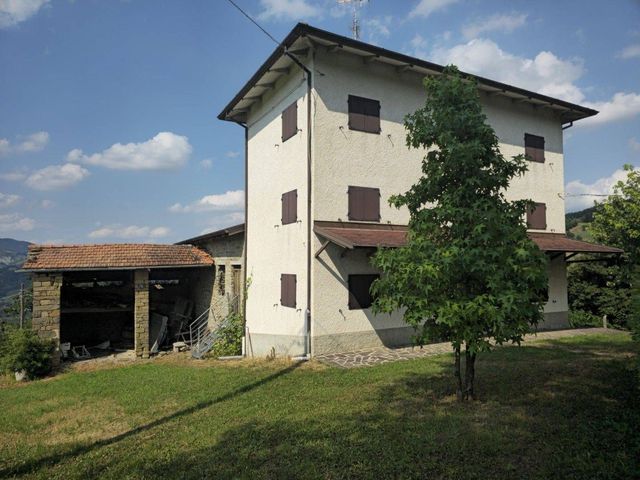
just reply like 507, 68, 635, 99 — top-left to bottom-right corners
23, 243, 214, 360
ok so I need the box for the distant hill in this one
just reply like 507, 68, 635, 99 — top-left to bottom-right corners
566, 206, 597, 242
0, 238, 31, 299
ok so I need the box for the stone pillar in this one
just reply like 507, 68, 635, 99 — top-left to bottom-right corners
134, 269, 150, 358
31, 272, 63, 365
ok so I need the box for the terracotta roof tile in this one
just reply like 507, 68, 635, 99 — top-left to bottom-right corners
22, 244, 214, 271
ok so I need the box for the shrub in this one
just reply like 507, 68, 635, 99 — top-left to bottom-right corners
568, 309, 601, 328
0, 326, 55, 379
209, 313, 244, 357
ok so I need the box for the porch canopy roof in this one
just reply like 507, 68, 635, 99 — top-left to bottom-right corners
22, 244, 214, 272
314, 221, 623, 255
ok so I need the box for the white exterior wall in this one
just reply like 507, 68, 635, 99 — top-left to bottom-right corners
310, 49, 568, 353
245, 68, 311, 357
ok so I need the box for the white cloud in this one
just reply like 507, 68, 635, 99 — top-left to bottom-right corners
429, 38, 640, 127
41, 199, 54, 209
256, 0, 321, 22
431, 38, 586, 104
0, 139, 9, 155
409, 33, 429, 59
0, 170, 27, 182
0, 131, 49, 155
169, 190, 244, 213
199, 212, 245, 235
409, 0, 458, 18
25, 163, 89, 191
67, 132, 191, 170
0, 193, 20, 208
0, 0, 49, 29
225, 150, 240, 159
88, 225, 170, 240
364, 16, 392, 44
565, 168, 632, 212
461, 13, 527, 40
16, 131, 49, 152
0, 213, 35, 233
199, 158, 213, 169
630, 137, 640, 152
580, 93, 640, 127
618, 43, 640, 59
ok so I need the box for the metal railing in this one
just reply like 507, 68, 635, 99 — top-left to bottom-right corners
188, 295, 241, 359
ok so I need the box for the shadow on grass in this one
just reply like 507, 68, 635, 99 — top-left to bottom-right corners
131, 342, 640, 480
0, 362, 303, 478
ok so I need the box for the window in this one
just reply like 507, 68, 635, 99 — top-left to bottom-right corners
524, 133, 545, 163
281, 189, 297, 225
348, 95, 380, 134
280, 274, 296, 308
348, 274, 379, 309
282, 101, 298, 142
527, 202, 547, 230
217, 265, 226, 295
348, 186, 380, 222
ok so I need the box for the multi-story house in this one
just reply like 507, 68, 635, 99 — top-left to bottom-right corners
218, 24, 621, 357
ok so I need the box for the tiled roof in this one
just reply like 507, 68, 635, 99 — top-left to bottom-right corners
22, 244, 214, 271
314, 221, 623, 254
527, 233, 623, 254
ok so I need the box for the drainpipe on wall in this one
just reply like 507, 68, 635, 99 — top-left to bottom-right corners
285, 48, 313, 358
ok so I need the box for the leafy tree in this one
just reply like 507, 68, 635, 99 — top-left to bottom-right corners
2, 287, 32, 327
569, 165, 639, 335
371, 66, 548, 401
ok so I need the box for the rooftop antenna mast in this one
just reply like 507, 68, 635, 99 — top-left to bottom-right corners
337, 0, 368, 40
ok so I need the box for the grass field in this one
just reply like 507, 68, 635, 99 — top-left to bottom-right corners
1, 333, 638, 479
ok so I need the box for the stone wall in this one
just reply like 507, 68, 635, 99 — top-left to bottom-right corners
190, 234, 244, 325
134, 269, 150, 358
31, 272, 62, 352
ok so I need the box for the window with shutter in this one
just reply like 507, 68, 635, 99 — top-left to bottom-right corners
280, 274, 296, 308
281, 189, 298, 225
282, 101, 298, 142
526, 202, 547, 230
524, 133, 545, 163
348, 186, 380, 222
348, 274, 379, 309
348, 95, 380, 134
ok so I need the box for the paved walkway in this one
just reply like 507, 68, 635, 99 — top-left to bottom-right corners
315, 328, 622, 368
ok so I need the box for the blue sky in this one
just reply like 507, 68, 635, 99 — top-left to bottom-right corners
0, 0, 639, 244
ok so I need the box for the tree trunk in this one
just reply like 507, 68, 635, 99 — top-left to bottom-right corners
463, 348, 477, 401
454, 346, 463, 401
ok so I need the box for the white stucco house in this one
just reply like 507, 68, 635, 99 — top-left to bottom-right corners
216, 23, 621, 357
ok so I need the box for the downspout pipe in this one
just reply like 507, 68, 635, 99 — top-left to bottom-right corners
233, 120, 249, 356
284, 48, 313, 358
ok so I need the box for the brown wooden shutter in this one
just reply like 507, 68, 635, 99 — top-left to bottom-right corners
348, 186, 380, 222
348, 95, 380, 134
282, 101, 298, 142
348, 274, 379, 309
527, 202, 547, 230
524, 133, 545, 163
281, 189, 297, 225
280, 274, 296, 308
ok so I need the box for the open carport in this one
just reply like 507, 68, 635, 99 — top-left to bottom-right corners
22, 243, 214, 361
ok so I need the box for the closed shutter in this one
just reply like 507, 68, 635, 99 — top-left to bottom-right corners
348, 95, 380, 134
348, 186, 380, 222
527, 202, 547, 230
280, 274, 296, 308
524, 133, 545, 163
282, 101, 298, 142
282, 189, 298, 225
348, 274, 379, 309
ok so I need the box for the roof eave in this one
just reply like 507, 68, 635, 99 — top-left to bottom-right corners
218, 23, 598, 124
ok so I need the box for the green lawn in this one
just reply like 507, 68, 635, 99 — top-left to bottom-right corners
1, 333, 638, 479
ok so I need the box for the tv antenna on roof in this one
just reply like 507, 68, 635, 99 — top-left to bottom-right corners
337, 0, 368, 40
